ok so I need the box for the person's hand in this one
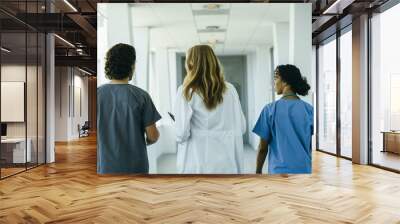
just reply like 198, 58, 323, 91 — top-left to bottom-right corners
145, 123, 159, 145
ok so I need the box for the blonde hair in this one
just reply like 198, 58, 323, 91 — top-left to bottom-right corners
183, 45, 226, 110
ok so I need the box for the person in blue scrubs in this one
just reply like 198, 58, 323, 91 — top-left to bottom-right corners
97, 43, 161, 174
253, 64, 313, 174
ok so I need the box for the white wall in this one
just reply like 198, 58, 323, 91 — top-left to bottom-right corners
55, 67, 68, 141
289, 3, 313, 104
55, 67, 89, 141
273, 22, 290, 66
246, 46, 273, 150
156, 48, 173, 124
97, 3, 133, 87
246, 52, 256, 149
132, 27, 150, 89
71, 73, 89, 138
146, 48, 179, 172
168, 49, 178, 104
146, 47, 178, 126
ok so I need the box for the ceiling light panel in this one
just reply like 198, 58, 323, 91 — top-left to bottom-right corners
200, 39, 224, 45
192, 9, 230, 16
194, 15, 229, 30
198, 32, 226, 43
191, 3, 230, 11
197, 28, 227, 33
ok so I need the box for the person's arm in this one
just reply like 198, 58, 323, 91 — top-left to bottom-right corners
252, 105, 271, 174
256, 138, 268, 174
141, 91, 162, 146
145, 123, 159, 145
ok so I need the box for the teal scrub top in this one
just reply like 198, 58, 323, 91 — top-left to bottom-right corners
97, 84, 161, 174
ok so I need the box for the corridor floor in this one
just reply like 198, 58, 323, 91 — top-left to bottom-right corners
157, 145, 258, 174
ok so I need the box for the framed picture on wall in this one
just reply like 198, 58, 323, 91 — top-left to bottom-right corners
1, 81, 25, 122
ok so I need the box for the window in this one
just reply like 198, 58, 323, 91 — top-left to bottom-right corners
339, 29, 352, 158
0, 2, 47, 179
317, 37, 337, 154
370, 3, 400, 171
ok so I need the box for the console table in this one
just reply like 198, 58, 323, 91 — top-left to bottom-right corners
1, 138, 32, 165
381, 131, 400, 154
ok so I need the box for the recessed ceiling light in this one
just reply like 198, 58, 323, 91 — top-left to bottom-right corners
322, 0, 349, 15
207, 39, 224, 45
1, 47, 11, 53
54, 34, 75, 48
78, 67, 92, 76
206, 26, 220, 30
204, 4, 220, 10
63, 0, 78, 12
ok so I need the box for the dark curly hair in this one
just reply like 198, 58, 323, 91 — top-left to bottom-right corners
276, 64, 310, 96
105, 43, 136, 80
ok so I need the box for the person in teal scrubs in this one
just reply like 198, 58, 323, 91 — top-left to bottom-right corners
253, 64, 313, 174
97, 43, 161, 174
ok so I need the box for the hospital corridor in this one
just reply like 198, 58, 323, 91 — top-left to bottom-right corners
97, 3, 313, 173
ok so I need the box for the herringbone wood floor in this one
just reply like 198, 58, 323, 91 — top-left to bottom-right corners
1, 135, 400, 224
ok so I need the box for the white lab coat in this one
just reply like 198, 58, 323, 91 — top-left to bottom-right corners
174, 82, 246, 174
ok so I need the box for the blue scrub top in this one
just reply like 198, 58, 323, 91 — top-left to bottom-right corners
252, 98, 313, 174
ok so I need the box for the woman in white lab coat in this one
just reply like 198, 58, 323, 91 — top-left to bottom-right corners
174, 45, 246, 174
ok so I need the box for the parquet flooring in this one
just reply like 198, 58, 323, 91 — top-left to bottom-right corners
1, 135, 400, 223
1, 167, 26, 178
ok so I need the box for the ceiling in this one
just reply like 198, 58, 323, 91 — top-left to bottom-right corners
0, 0, 98, 73
1, 0, 392, 74
0, 32, 46, 65
130, 3, 291, 54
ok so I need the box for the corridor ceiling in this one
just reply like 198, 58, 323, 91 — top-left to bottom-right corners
130, 3, 291, 54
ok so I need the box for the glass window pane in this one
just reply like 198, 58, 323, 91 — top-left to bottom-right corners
1, 1, 46, 179
340, 29, 352, 158
371, 3, 400, 171
318, 37, 337, 154
1, 30, 27, 177
27, 31, 38, 169
26, 0, 40, 169
38, 32, 46, 165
